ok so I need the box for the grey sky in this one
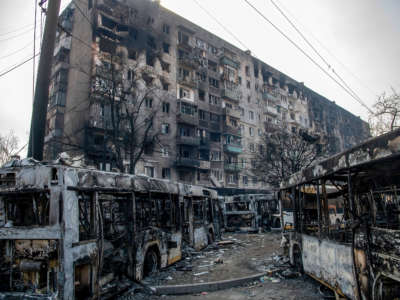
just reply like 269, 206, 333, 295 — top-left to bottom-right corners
0, 0, 399, 156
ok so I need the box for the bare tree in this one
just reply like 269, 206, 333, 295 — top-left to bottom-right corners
0, 131, 19, 166
368, 88, 400, 136
92, 50, 162, 173
255, 124, 321, 187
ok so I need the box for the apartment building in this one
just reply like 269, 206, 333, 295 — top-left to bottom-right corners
44, 0, 369, 190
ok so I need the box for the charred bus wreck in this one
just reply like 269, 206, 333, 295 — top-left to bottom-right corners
223, 193, 278, 232
280, 129, 400, 299
0, 163, 220, 299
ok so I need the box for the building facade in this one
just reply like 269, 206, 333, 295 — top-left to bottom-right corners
44, 0, 369, 190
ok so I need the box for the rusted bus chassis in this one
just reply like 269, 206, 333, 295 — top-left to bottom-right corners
223, 193, 278, 232
0, 164, 221, 299
280, 129, 400, 299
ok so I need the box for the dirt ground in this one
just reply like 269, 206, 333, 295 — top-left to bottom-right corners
123, 232, 324, 300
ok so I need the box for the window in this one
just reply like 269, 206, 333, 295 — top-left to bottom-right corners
199, 110, 206, 120
240, 124, 244, 134
147, 35, 156, 49
178, 31, 189, 45
162, 24, 170, 34
258, 129, 262, 136
162, 102, 170, 113
243, 176, 248, 185
249, 127, 254, 136
161, 148, 169, 157
162, 81, 169, 91
249, 110, 254, 120
208, 60, 217, 72
210, 132, 220, 142
147, 16, 154, 25
145, 166, 154, 177
211, 169, 222, 181
259, 144, 264, 153
145, 98, 153, 108
161, 123, 169, 134
210, 113, 220, 122
209, 94, 219, 105
247, 96, 251, 103
249, 143, 255, 152
199, 89, 205, 101
128, 48, 137, 60
240, 107, 244, 116
163, 42, 170, 53
245, 66, 250, 76
179, 87, 191, 99
238, 76, 242, 84
210, 151, 221, 161
251, 159, 257, 168
246, 81, 250, 89
161, 61, 170, 73
209, 77, 219, 88
162, 168, 171, 179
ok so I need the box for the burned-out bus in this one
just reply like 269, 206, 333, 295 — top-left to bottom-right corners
0, 163, 220, 299
223, 192, 278, 232
280, 129, 400, 299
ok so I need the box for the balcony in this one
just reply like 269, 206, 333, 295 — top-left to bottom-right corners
223, 107, 241, 119
199, 119, 208, 128
177, 75, 198, 89
199, 160, 211, 169
263, 106, 278, 116
199, 138, 210, 149
223, 144, 242, 154
223, 124, 241, 136
224, 163, 243, 172
221, 88, 241, 102
177, 113, 199, 126
54, 36, 71, 55
178, 55, 198, 69
262, 91, 279, 102
176, 157, 200, 168
176, 135, 200, 146
220, 56, 240, 69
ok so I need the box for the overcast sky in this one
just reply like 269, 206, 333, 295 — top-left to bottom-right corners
0, 0, 399, 156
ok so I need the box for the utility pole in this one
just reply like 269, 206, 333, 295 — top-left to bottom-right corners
28, 0, 61, 160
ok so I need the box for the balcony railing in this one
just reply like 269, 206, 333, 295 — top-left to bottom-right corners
223, 124, 241, 136
177, 113, 199, 126
199, 160, 211, 169
223, 107, 241, 119
224, 163, 243, 172
220, 56, 240, 69
221, 88, 241, 102
177, 75, 198, 89
199, 138, 210, 148
176, 157, 200, 168
223, 144, 242, 154
176, 135, 200, 146
263, 106, 278, 116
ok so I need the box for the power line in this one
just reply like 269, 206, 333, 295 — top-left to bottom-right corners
0, 53, 40, 78
0, 39, 38, 60
0, 23, 35, 37
270, 0, 370, 111
73, 0, 94, 28
33, 0, 39, 102
272, 0, 379, 98
0, 27, 35, 43
191, 0, 249, 51
243, 0, 373, 114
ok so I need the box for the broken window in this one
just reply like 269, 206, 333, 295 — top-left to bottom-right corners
78, 192, 95, 241
147, 35, 156, 49
161, 123, 169, 134
128, 48, 137, 60
208, 60, 217, 72
162, 23, 170, 34
209, 77, 219, 88
162, 102, 170, 113
99, 37, 116, 55
162, 168, 171, 179
144, 166, 155, 177
163, 42, 170, 53
199, 89, 205, 101
178, 31, 189, 45
5, 192, 50, 226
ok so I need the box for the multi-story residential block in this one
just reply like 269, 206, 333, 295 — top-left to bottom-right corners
44, 0, 369, 190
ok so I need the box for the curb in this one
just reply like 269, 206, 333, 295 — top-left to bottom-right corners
149, 272, 266, 295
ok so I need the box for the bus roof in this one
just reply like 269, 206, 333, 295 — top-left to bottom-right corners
280, 129, 400, 189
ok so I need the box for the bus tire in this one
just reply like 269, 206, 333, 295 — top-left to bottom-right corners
143, 247, 159, 277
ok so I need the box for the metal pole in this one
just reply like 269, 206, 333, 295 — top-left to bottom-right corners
28, 0, 61, 160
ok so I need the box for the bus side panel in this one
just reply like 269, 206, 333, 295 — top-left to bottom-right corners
193, 226, 208, 251
167, 232, 182, 265
302, 235, 356, 299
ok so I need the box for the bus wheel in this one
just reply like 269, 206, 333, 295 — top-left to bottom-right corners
143, 248, 159, 277
292, 244, 303, 273
207, 229, 214, 244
